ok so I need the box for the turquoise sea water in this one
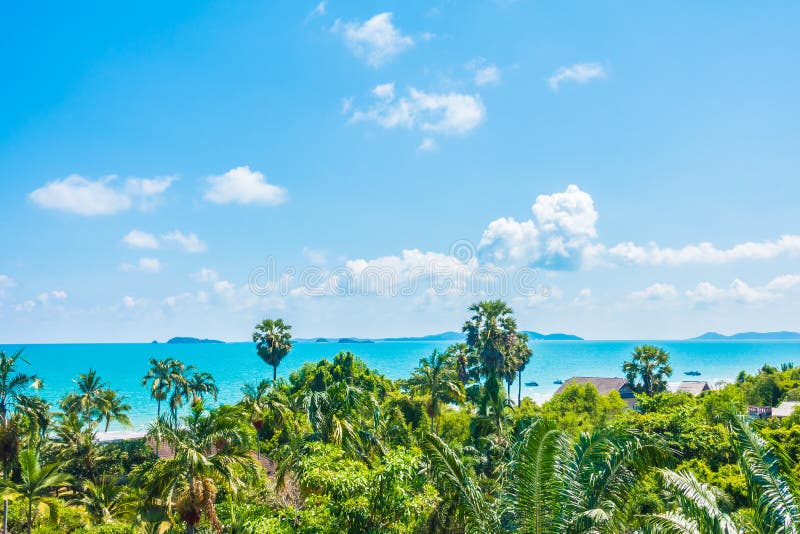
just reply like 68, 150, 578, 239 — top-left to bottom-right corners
3, 340, 799, 432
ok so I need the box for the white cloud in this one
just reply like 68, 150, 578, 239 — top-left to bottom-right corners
29, 175, 175, 215
192, 268, 220, 283
573, 288, 592, 305
372, 82, 395, 100
467, 58, 501, 86
204, 166, 287, 206
340, 97, 354, 114
417, 138, 438, 152
686, 279, 778, 306
351, 85, 485, 135
479, 185, 599, 270
548, 62, 606, 91
308, 1, 326, 18
766, 274, 800, 291
161, 231, 207, 253
608, 235, 800, 266
303, 247, 327, 265
122, 230, 159, 249
122, 295, 145, 308
120, 257, 163, 273
630, 283, 677, 301
15, 300, 36, 312
333, 12, 414, 67
0, 275, 15, 289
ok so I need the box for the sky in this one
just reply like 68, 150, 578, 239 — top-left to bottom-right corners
1, 1, 799, 342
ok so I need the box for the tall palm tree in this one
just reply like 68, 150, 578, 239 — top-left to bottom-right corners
0, 350, 41, 534
406, 349, 464, 434
622, 345, 673, 396
423, 419, 669, 533
513, 334, 532, 406
63, 369, 107, 425
143, 408, 257, 534
142, 358, 185, 418
252, 318, 292, 381
445, 343, 473, 385
0, 449, 71, 534
97, 389, 132, 433
186, 372, 218, 407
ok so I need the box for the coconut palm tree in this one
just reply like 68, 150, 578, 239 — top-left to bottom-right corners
406, 349, 464, 434
423, 419, 669, 533
142, 358, 186, 418
252, 318, 292, 381
78, 477, 137, 525
0, 449, 71, 534
0, 350, 42, 534
513, 334, 532, 406
143, 407, 257, 534
445, 343, 474, 385
622, 345, 673, 396
186, 372, 218, 407
97, 389, 132, 433
302, 380, 378, 457
62, 369, 107, 426
240, 380, 290, 459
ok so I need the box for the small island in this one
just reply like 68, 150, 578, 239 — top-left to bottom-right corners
166, 337, 224, 344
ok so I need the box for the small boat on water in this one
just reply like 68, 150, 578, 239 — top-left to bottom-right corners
553, 379, 563, 385
685, 370, 702, 376
525, 381, 539, 387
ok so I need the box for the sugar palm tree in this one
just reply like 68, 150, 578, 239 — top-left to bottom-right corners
513, 334, 532, 406
97, 389, 132, 433
406, 349, 464, 434
622, 345, 673, 396
0, 350, 42, 534
0, 449, 71, 534
144, 407, 258, 534
142, 358, 185, 418
252, 318, 292, 381
62, 369, 107, 425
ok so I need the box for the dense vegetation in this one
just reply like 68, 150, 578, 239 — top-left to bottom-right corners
0, 300, 799, 533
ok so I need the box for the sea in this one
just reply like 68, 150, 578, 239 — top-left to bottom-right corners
3, 340, 799, 436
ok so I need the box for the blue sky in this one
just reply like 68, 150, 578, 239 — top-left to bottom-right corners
1, 1, 799, 342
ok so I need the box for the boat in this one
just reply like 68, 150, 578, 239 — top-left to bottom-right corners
553, 379, 563, 385
684, 371, 702, 376
524, 381, 539, 387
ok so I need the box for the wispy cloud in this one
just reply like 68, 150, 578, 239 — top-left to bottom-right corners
332, 12, 414, 67
467, 57, 501, 86
548, 62, 606, 91
120, 257, 164, 273
629, 283, 677, 301
161, 231, 207, 253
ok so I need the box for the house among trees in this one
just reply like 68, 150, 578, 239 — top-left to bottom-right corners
772, 400, 800, 418
556, 377, 637, 407
676, 381, 711, 396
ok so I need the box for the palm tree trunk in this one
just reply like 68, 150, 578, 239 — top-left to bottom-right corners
517, 369, 522, 406
507, 382, 512, 403
272, 365, 277, 381
157, 399, 161, 418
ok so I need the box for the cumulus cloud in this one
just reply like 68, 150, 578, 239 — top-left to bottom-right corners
351, 84, 485, 136
686, 279, 778, 306
548, 62, 606, 91
467, 58, 501, 86
766, 274, 800, 291
120, 258, 163, 273
204, 166, 287, 206
608, 235, 800, 266
161, 231, 207, 253
630, 283, 677, 301
479, 185, 599, 270
122, 230, 159, 249
333, 12, 414, 67
29, 175, 175, 215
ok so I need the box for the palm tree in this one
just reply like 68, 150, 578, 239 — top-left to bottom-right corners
240, 380, 290, 459
622, 345, 673, 396
302, 380, 378, 457
252, 318, 292, 381
0, 350, 42, 534
646, 469, 738, 533
406, 350, 464, 434
97, 389, 132, 433
423, 419, 669, 533
445, 343, 473, 385
78, 477, 136, 524
0, 449, 71, 534
143, 408, 257, 534
186, 372, 218, 407
63, 369, 107, 425
728, 413, 800, 532
142, 358, 185, 418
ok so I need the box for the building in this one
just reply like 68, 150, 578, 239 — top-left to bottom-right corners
772, 401, 800, 418
676, 381, 711, 396
556, 377, 637, 407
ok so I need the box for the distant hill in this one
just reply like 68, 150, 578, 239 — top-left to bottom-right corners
691, 331, 800, 341
337, 338, 374, 344
521, 331, 584, 341
166, 337, 224, 344
380, 331, 465, 342
296, 331, 583, 343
